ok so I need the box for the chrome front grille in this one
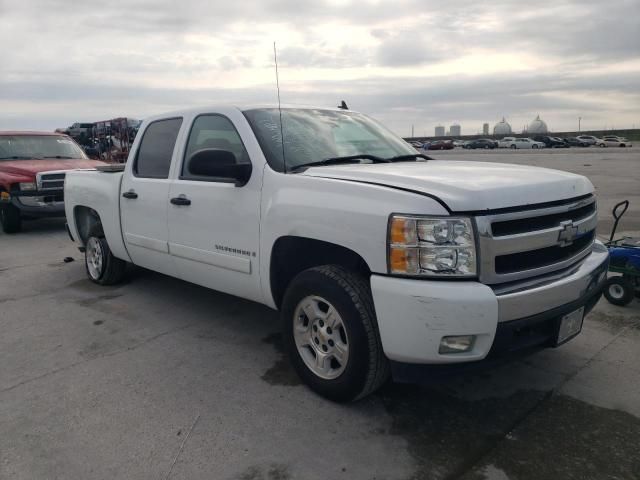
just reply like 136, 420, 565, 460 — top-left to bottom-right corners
36, 171, 67, 191
475, 195, 598, 285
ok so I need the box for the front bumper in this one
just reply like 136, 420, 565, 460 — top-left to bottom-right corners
370, 241, 609, 366
8, 190, 65, 218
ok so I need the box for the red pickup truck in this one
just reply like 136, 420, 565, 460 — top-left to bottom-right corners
0, 131, 105, 233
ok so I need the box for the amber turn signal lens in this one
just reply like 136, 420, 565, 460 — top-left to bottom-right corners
389, 247, 418, 274
390, 217, 417, 245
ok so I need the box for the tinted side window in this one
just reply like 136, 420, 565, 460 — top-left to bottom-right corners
134, 118, 182, 178
182, 115, 250, 178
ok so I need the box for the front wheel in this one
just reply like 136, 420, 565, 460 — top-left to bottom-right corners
603, 276, 634, 306
532, 144, 539, 149
282, 265, 389, 402
510, 144, 517, 149
85, 233, 127, 285
0, 204, 21, 233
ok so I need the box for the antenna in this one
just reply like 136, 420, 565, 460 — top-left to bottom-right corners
273, 42, 287, 173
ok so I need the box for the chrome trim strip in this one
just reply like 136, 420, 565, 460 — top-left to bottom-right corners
489, 213, 597, 256
36, 170, 69, 191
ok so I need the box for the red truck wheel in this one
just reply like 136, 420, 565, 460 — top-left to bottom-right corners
0, 204, 21, 233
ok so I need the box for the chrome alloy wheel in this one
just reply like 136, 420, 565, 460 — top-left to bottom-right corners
293, 295, 349, 380
86, 237, 104, 280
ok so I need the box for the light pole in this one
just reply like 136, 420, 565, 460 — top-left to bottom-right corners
578, 117, 581, 132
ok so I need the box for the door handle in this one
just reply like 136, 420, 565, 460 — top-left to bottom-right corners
122, 190, 138, 199
170, 196, 191, 206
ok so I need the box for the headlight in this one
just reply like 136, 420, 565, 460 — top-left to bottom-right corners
19, 182, 36, 191
388, 215, 477, 277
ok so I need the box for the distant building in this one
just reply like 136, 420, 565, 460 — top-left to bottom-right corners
493, 117, 512, 135
449, 124, 461, 136
435, 125, 445, 137
483, 123, 489, 135
528, 115, 548, 134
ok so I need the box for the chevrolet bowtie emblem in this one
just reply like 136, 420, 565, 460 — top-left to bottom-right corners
558, 220, 579, 246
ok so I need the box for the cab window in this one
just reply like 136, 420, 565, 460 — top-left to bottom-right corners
182, 114, 250, 179
134, 118, 183, 179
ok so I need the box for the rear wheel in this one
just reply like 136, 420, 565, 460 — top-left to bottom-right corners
0, 204, 21, 233
603, 276, 634, 306
85, 230, 127, 285
282, 265, 389, 402
510, 144, 517, 149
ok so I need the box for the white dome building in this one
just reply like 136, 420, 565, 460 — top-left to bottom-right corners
493, 117, 512, 135
528, 115, 548, 134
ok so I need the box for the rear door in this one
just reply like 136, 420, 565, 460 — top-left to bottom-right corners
167, 112, 263, 302
120, 117, 183, 275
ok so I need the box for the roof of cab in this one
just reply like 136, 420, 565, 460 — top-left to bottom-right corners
141, 104, 353, 123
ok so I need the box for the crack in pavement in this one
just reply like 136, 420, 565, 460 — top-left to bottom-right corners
0, 321, 199, 396
164, 413, 201, 480
446, 325, 632, 480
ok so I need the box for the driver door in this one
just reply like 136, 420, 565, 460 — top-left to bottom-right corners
167, 113, 262, 303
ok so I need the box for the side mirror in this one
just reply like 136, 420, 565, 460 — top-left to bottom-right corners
185, 148, 252, 187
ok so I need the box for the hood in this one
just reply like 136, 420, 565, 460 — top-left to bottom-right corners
301, 160, 593, 212
0, 158, 106, 177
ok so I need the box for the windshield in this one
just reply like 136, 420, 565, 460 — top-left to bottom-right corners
0, 135, 87, 160
243, 108, 416, 172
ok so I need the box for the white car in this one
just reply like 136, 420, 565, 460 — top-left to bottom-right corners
576, 135, 601, 146
599, 136, 632, 148
63, 104, 607, 402
498, 137, 517, 148
504, 138, 545, 149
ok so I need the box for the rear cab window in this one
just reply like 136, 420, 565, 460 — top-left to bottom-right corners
134, 118, 183, 178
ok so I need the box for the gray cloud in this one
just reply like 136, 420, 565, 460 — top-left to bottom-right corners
1, 0, 638, 134
1, 68, 637, 132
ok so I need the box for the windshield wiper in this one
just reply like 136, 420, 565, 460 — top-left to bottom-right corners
386, 153, 432, 162
43, 155, 74, 159
291, 154, 391, 172
0, 155, 39, 160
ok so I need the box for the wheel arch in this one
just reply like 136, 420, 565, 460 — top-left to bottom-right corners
73, 205, 103, 246
269, 236, 371, 309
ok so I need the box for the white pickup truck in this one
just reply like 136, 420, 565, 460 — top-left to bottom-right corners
64, 105, 609, 401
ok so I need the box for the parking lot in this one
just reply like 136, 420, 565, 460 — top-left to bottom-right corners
1, 147, 639, 480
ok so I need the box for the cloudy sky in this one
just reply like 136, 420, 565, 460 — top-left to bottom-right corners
2, 0, 639, 135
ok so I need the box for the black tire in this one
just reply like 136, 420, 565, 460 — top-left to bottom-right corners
85, 227, 127, 285
281, 265, 389, 402
510, 144, 517, 149
603, 276, 634, 306
532, 144, 539, 149
0, 204, 21, 233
